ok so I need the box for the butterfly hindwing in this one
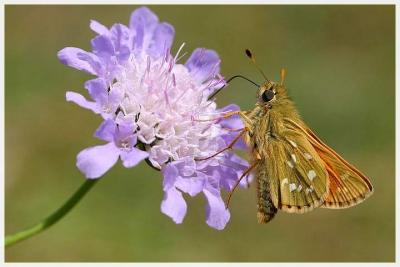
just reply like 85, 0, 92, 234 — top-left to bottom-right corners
265, 127, 329, 214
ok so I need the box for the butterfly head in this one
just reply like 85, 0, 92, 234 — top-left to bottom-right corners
257, 81, 288, 107
258, 82, 276, 104
245, 49, 287, 107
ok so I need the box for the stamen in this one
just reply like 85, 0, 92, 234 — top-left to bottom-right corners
173, 88, 189, 104
168, 58, 174, 73
172, 74, 176, 87
173, 42, 186, 62
146, 56, 151, 73
164, 90, 171, 109
206, 60, 221, 80
176, 52, 187, 63
205, 76, 225, 92
120, 105, 128, 115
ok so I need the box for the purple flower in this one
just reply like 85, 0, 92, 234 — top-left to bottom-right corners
77, 119, 149, 179
59, 7, 251, 230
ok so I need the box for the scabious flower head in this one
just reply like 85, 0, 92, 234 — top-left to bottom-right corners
58, 7, 251, 230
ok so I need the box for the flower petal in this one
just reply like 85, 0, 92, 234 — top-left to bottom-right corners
58, 47, 102, 75
148, 145, 170, 169
222, 132, 247, 150
241, 173, 254, 187
225, 152, 250, 175
110, 23, 132, 62
218, 104, 247, 149
217, 152, 253, 191
120, 148, 149, 168
66, 91, 99, 114
76, 143, 120, 179
219, 104, 243, 129
129, 6, 158, 51
215, 166, 238, 192
90, 20, 110, 35
161, 187, 187, 224
84, 78, 108, 103
175, 171, 205, 197
108, 85, 125, 109
91, 35, 114, 58
114, 123, 138, 147
171, 157, 196, 177
147, 22, 175, 59
203, 189, 230, 230
185, 48, 220, 83
94, 119, 116, 142
228, 153, 254, 187
162, 163, 179, 191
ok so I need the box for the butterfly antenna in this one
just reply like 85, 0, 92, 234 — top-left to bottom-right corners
280, 68, 287, 86
245, 49, 270, 83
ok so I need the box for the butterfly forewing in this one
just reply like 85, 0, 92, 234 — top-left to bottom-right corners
284, 118, 373, 208
304, 127, 374, 208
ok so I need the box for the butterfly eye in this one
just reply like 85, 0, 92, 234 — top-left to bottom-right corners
261, 90, 275, 102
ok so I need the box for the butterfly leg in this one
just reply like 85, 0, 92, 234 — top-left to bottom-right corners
220, 127, 245, 132
225, 161, 259, 209
191, 110, 252, 125
197, 127, 249, 161
220, 110, 253, 125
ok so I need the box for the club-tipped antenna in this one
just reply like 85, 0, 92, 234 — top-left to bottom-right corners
245, 49, 270, 83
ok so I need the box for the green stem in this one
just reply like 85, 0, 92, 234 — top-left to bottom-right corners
5, 179, 98, 248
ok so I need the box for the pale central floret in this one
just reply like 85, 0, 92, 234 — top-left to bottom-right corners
110, 52, 224, 169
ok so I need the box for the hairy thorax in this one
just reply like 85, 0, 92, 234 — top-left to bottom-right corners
244, 96, 303, 161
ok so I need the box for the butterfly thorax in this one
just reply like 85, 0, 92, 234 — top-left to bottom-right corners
244, 82, 303, 160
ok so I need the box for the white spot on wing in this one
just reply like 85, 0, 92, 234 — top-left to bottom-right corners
308, 170, 317, 181
289, 183, 297, 192
289, 140, 297, 148
305, 186, 314, 194
281, 178, 289, 187
304, 153, 312, 160
291, 154, 297, 163
287, 160, 294, 168
297, 184, 303, 192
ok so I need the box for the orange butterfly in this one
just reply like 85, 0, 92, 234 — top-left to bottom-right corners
210, 50, 373, 223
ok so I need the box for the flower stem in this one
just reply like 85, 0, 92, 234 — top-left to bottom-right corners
5, 179, 98, 248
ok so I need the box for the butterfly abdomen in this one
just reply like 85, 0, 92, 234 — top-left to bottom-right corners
256, 164, 278, 223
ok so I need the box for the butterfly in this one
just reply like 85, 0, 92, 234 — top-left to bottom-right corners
210, 49, 374, 223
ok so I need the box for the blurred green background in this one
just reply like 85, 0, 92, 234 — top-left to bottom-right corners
5, 5, 394, 262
